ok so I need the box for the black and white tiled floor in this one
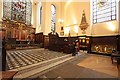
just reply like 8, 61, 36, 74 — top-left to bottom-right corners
6, 49, 66, 70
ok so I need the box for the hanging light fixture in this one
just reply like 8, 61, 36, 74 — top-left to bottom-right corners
79, 10, 89, 34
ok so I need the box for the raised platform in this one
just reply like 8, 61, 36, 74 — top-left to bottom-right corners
6, 49, 74, 79
6, 48, 67, 70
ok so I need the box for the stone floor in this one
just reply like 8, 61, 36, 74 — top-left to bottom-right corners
77, 54, 119, 77
6, 49, 66, 70
5, 49, 120, 79
36, 53, 120, 79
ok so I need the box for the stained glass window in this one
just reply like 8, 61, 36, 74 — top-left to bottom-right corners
40, 7, 42, 24
93, 0, 116, 24
11, 0, 26, 23
3, 0, 12, 20
3, 0, 32, 25
26, 0, 32, 25
51, 4, 56, 32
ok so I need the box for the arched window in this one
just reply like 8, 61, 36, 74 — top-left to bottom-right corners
40, 6, 42, 24
51, 4, 56, 32
93, 0, 117, 24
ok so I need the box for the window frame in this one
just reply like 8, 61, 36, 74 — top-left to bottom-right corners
51, 4, 56, 32
92, 0, 117, 24
40, 6, 42, 24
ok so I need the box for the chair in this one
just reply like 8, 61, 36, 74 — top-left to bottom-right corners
111, 51, 120, 70
117, 57, 120, 69
111, 52, 120, 64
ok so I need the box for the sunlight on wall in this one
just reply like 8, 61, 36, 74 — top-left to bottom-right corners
58, 19, 64, 23
74, 25, 79, 34
65, 0, 72, 7
72, 15, 77, 24
64, 27, 70, 35
106, 22, 116, 32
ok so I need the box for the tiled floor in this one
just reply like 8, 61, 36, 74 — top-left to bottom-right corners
6, 49, 66, 70
37, 53, 120, 79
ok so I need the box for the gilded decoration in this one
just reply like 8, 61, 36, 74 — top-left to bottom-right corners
79, 10, 89, 34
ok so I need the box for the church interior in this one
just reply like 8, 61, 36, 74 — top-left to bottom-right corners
0, 0, 120, 79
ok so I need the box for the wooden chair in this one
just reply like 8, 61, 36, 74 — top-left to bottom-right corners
117, 57, 120, 69
111, 51, 120, 69
111, 51, 120, 64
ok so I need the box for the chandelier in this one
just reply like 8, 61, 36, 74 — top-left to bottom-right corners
79, 10, 89, 34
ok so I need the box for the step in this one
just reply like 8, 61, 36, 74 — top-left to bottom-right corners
12, 54, 74, 79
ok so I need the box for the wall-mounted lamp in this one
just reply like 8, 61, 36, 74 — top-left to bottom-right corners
60, 26, 64, 36
58, 19, 64, 24
58, 19, 64, 36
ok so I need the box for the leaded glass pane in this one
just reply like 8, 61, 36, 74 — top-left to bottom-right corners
40, 7, 42, 24
51, 5, 56, 32
11, 0, 26, 23
3, 0, 12, 20
93, 0, 117, 23
26, 0, 32, 25
3, 0, 32, 25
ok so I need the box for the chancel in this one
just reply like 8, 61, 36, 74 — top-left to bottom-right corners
0, 0, 120, 79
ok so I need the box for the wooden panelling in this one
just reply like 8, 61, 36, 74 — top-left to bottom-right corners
91, 36, 118, 55
44, 35, 49, 49
35, 32, 44, 44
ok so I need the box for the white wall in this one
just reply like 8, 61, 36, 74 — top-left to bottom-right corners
31, 2, 45, 34
42, 2, 51, 35
63, 2, 90, 37
34, 2, 61, 35
92, 21, 119, 36
34, 2, 42, 33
